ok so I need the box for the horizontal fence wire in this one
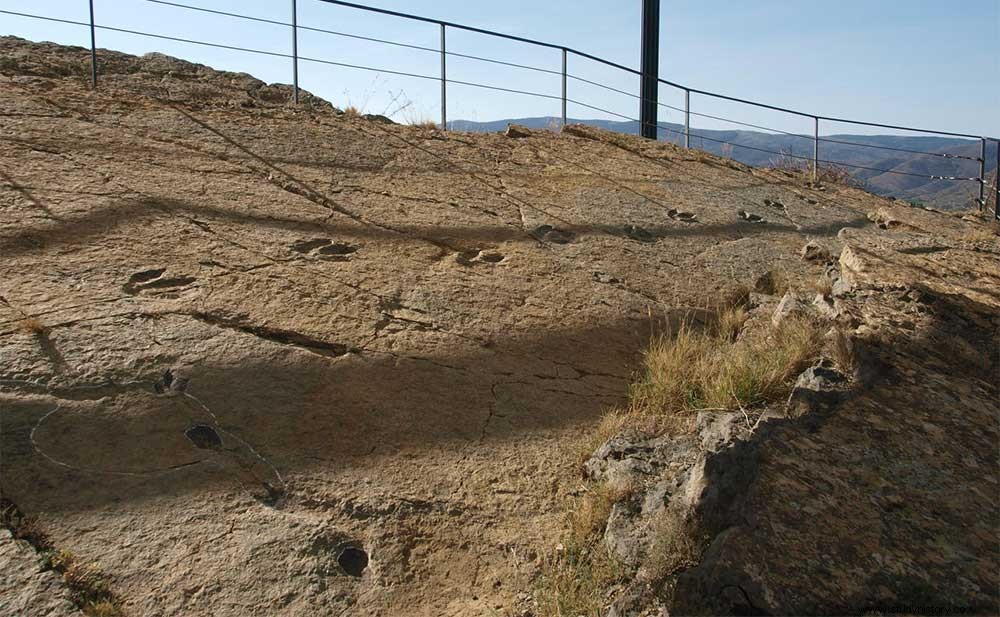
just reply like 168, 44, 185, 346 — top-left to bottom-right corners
0, 5, 990, 182
814, 135, 982, 160
0, 9, 292, 58
0, 9, 560, 94
144, 0, 288, 27
568, 72, 982, 161
144, 0, 563, 76
564, 97, 981, 182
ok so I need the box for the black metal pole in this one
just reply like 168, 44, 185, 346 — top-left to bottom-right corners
440, 23, 446, 130
995, 139, 999, 221
639, 0, 659, 139
88, 0, 97, 88
979, 138, 987, 211
561, 48, 567, 128
291, 0, 299, 104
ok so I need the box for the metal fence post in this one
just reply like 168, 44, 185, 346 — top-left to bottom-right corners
291, 0, 299, 104
994, 139, 999, 220
812, 116, 819, 181
560, 48, 567, 128
88, 0, 97, 88
978, 137, 987, 210
439, 24, 446, 130
684, 89, 690, 148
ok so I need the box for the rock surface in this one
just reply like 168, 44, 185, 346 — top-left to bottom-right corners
1, 36, 997, 616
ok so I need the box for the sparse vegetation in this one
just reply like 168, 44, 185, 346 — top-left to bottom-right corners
768, 148, 860, 188
342, 105, 360, 117
590, 303, 822, 447
645, 507, 701, 580
753, 269, 789, 296
960, 224, 999, 243
536, 485, 625, 617
717, 303, 748, 341
17, 316, 47, 335
628, 311, 819, 419
2, 499, 53, 550
808, 275, 834, 298
46, 549, 123, 616
2, 499, 124, 616
827, 328, 855, 374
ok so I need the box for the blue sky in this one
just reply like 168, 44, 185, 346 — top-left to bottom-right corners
2, 0, 997, 138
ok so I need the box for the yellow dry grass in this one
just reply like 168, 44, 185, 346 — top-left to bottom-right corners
536, 485, 624, 617
628, 309, 819, 420
17, 316, 47, 335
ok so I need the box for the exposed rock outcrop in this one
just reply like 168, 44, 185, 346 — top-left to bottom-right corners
0, 35, 996, 616
583, 201, 999, 616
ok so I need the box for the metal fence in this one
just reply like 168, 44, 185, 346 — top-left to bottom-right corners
2, 0, 998, 218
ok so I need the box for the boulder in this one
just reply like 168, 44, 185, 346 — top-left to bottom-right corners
800, 240, 831, 262
771, 291, 809, 326
504, 123, 532, 138
785, 360, 847, 417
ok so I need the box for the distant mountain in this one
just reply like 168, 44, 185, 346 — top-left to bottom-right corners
449, 117, 997, 210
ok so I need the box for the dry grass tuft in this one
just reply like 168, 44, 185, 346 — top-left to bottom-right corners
17, 316, 48, 335
624, 313, 821, 430
537, 485, 624, 617
577, 406, 675, 464
768, 150, 860, 188
45, 550, 123, 616
83, 600, 122, 617
753, 270, 789, 296
827, 328, 854, 373
412, 119, 438, 129
960, 225, 999, 243
715, 304, 749, 342
645, 509, 701, 581
546, 300, 823, 612
808, 276, 834, 298
342, 105, 359, 117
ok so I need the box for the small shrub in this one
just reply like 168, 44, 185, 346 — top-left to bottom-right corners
342, 105, 359, 117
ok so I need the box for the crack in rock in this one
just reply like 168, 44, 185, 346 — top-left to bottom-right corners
190, 312, 353, 358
